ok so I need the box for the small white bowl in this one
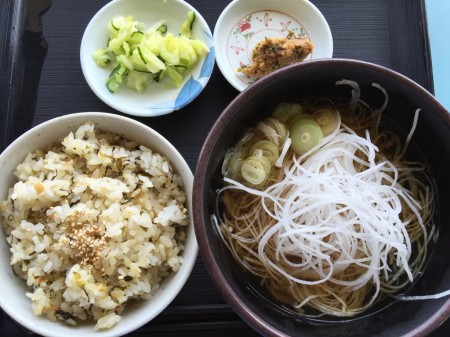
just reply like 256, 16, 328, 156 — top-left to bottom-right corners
80, 0, 215, 117
214, 0, 333, 92
0, 113, 197, 337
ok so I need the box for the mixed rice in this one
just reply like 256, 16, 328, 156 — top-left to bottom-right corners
0, 122, 189, 330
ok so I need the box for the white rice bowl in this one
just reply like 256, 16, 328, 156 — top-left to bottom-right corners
0, 112, 197, 337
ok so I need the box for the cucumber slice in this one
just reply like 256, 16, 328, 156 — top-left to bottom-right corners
165, 65, 183, 87
159, 33, 180, 65
94, 13, 208, 93
153, 70, 165, 82
110, 18, 120, 31
131, 47, 165, 73
180, 11, 195, 37
137, 46, 147, 64
126, 70, 152, 92
92, 48, 112, 67
129, 31, 144, 46
141, 46, 166, 73
156, 25, 167, 34
178, 37, 197, 66
141, 33, 163, 55
146, 19, 166, 35
188, 38, 209, 55
106, 64, 128, 93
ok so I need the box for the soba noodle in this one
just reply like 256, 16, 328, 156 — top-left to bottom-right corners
215, 81, 435, 317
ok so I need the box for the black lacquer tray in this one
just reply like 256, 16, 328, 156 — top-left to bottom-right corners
0, 0, 447, 336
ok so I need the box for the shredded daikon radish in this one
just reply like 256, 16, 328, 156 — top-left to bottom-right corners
372, 83, 389, 114
396, 289, 450, 301
219, 125, 432, 316
275, 137, 292, 168
336, 79, 361, 111
371, 83, 388, 132
218, 127, 433, 316
225, 128, 424, 286
399, 108, 420, 159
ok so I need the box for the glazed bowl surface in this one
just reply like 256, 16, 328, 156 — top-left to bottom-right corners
214, 0, 333, 91
80, 0, 214, 117
193, 59, 450, 337
0, 112, 197, 337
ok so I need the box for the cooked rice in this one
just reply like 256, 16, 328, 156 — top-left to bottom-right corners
0, 122, 189, 330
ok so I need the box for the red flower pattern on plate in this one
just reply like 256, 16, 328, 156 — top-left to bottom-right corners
237, 17, 252, 32
230, 45, 245, 55
262, 13, 272, 27
280, 21, 292, 32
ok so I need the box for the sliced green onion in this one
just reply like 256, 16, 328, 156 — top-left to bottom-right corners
241, 159, 267, 185
250, 140, 280, 165
265, 118, 288, 137
247, 150, 272, 174
290, 103, 304, 114
287, 113, 315, 129
290, 118, 323, 155
313, 108, 340, 136
272, 103, 305, 124
272, 103, 293, 123
223, 147, 247, 180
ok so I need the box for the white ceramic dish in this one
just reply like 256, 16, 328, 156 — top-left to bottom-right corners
214, 0, 333, 92
0, 112, 197, 337
80, 0, 215, 117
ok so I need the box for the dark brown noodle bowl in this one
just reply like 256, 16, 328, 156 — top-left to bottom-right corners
193, 59, 450, 337
215, 95, 434, 321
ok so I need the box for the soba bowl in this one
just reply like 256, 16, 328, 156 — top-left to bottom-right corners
0, 112, 197, 337
193, 59, 450, 336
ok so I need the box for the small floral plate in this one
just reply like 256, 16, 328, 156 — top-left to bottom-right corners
80, 0, 215, 117
214, 0, 333, 92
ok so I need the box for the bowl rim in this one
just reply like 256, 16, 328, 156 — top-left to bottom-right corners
193, 58, 450, 337
80, 0, 215, 117
213, 0, 333, 92
0, 112, 198, 337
